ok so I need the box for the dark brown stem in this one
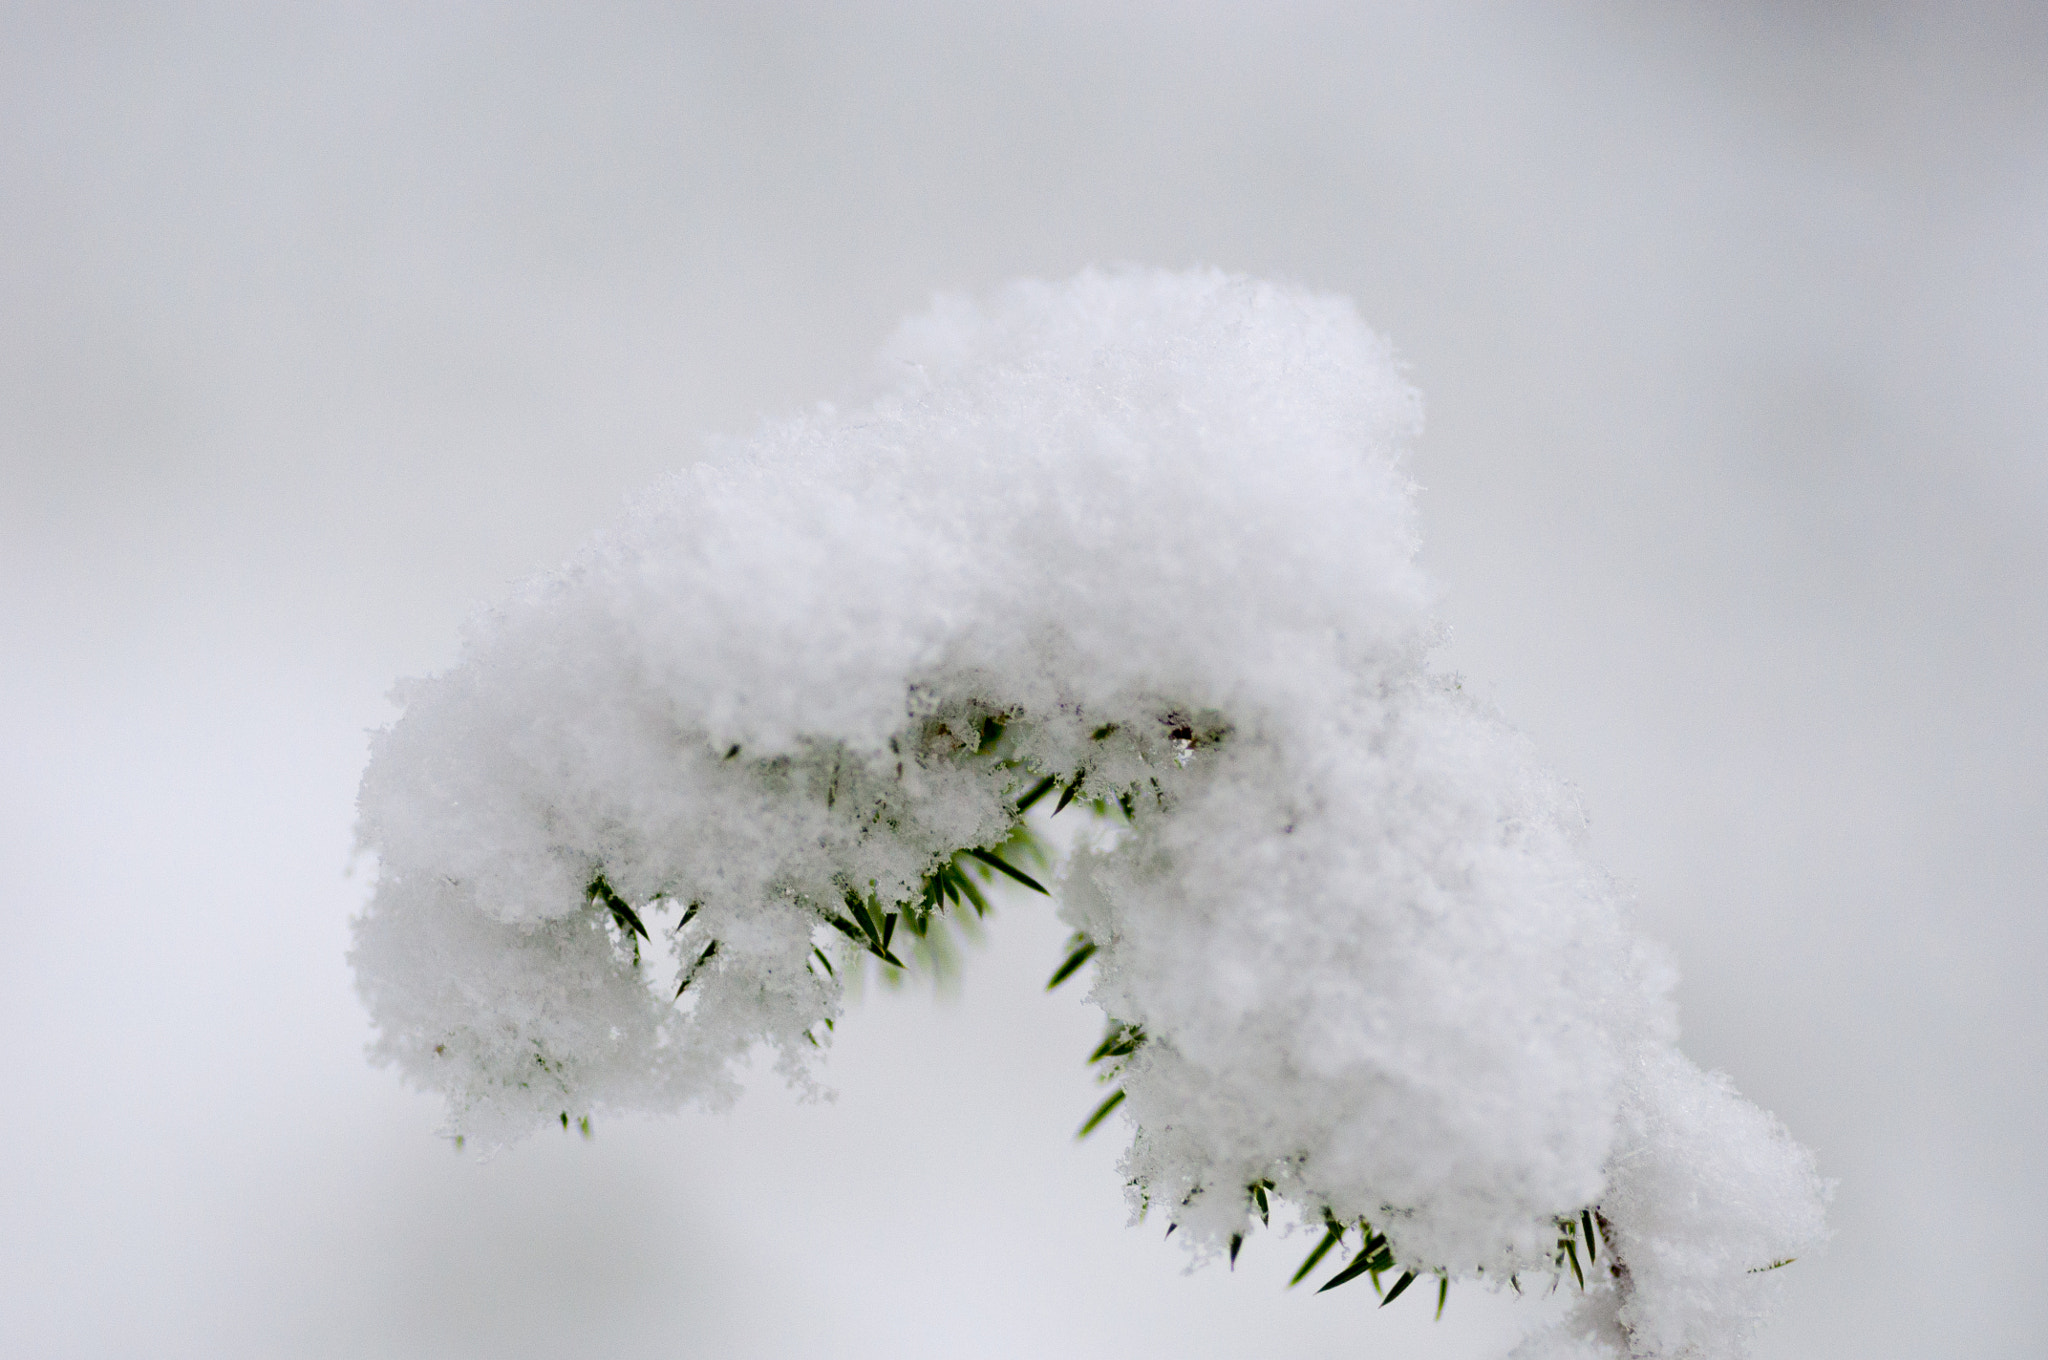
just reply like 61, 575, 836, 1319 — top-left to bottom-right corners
1593, 1209, 1639, 1351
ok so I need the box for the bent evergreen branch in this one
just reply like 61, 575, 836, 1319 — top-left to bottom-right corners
352, 269, 1826, 1360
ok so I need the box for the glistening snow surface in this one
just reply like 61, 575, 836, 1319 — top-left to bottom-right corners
352, 269, 1827, 1358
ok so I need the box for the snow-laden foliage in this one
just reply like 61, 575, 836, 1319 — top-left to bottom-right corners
352, 268, 1826, 1358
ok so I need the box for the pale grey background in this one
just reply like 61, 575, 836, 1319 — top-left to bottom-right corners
3, 4, 2041, 1357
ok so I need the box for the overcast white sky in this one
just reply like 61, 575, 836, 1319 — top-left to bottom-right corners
3, 4, 2043, 1358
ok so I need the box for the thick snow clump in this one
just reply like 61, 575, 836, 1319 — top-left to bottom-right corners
352, 268, 1826, 1358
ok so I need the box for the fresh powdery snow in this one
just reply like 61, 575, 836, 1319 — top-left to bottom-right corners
352, 268, 1827, 1358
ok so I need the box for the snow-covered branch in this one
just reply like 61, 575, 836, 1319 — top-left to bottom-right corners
352, 268, 1825, 1358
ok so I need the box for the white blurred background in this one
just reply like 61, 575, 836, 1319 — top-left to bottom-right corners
3, 4, 2042, 1357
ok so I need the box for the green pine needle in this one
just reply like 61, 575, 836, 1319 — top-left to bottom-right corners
1076, 1088, 1125, 1139
589, 875, 650, 940
1014, 774, 1058, 814
1380, 1270, 1418, 1307
1087, 1021, 1144, 1063
675, 940, 719, 998
1288, 1221, 1345, 1288
949, 861, 991, 916
1316, 1249, 1373, 1294
1047, 938, 1098, 990
963, 845, 1048, 894
1317, 1229, 1391, 1294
